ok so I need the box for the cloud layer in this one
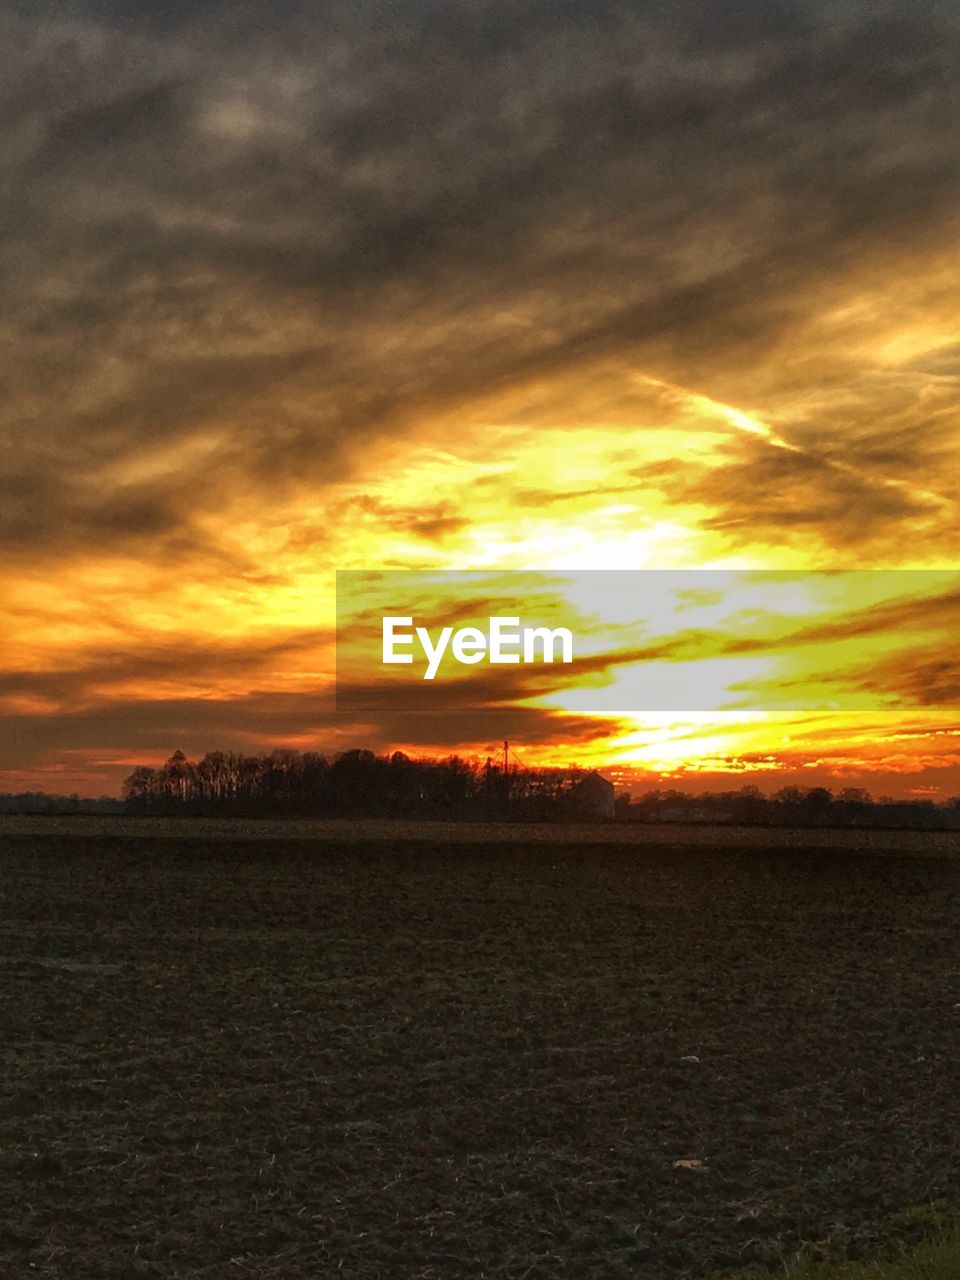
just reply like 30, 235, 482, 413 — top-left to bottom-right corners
3, 0, 960, 789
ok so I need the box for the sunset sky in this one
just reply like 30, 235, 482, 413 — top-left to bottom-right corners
3, 0, 960, 797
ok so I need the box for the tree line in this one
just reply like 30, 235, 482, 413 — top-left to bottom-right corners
116, 749, 960, 829
619, 784, 960, 830
0, 792, 122, 815
121, 748, 595, 819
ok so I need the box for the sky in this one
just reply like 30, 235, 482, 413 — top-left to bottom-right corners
3, 0, 960, 797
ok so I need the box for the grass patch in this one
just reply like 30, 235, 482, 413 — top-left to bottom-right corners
785, 1232, 960, 1279
729, 1207, 960, 1280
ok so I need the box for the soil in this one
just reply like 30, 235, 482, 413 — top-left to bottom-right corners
1, 826, 958, 1277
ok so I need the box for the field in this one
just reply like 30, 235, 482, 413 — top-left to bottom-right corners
1, 819, 959, 1278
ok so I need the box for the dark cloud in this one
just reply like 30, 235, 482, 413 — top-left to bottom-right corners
675, 433, 950, 551
2, 0, 958, 561
880, 657, 960, 707
0, 629, 332, 709
1, 692, 335, 763
347, 497, 469, 541
43, 79, 189, 154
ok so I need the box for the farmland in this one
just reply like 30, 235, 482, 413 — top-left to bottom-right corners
1, 818, 959, 1278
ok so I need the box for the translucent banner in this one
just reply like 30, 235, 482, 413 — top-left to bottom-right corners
336, 569, 960, 714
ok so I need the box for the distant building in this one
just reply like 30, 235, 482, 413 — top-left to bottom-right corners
568, 771, 615, 819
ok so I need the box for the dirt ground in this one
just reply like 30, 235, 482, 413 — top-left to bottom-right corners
5, 812, 960, 854
1, 827, 959, 1277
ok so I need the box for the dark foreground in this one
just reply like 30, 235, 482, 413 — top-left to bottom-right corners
1, 829, 959, 1278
